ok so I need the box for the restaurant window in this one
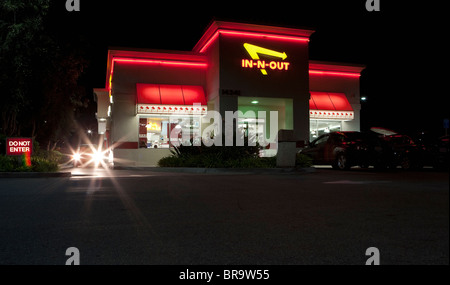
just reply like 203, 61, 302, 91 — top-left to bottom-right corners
309, 120, 341, 142
237, 118, 265, 142
139, 116, 202, 148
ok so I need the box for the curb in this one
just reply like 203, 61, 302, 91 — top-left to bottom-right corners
0, 172, 72, 178
112, 166, 316, 175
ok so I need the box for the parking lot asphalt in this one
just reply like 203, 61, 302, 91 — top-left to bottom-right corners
0, 167, 448, 265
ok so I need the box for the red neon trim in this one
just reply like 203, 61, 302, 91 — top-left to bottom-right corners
109, 58, 207, 92
113, 58, 207, 68
108, 61, 114, 92
221, 30, 309, 42
199, 30, 309, 53
309, 69, 361, 78
199, 31, 220, 53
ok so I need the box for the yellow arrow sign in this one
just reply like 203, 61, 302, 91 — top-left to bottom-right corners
243, 43, 288, 75
244, 43, 287, 60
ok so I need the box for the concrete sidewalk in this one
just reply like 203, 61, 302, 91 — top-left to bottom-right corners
0, 165, 315, 178
0, 171, 71, 178
111, 166, 316, 174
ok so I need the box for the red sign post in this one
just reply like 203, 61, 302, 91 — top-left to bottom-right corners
6, 138, 33, 167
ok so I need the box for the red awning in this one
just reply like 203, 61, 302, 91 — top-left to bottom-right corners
309, 92, 353, 111
137, 84, 207, 105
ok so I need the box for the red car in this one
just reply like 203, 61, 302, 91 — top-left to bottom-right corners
300, 131, 388, 170
379, 134, 425, 170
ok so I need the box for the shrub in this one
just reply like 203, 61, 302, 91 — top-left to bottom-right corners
158, 153, 277, 168
30, 146, 61, 172
0, 155, 28, 172
31, 156, 59, 172
158, 140, 277, 169
236, 156, 276, 168
171, 138, 261, 162
157, 156, 183, 167
0, 154, 59, 172
159, 136, 267, 168
296, 153, 313, 168
0, 138, 61, 172
33, 147, 63, 164
158, 139, 313, 169
0, 155, 15, 172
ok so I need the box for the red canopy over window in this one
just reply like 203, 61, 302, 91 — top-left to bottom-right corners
309, 92, 353, 111
137, 84, 206, 105
137, 84, 160, 104
182, 85, 207, 105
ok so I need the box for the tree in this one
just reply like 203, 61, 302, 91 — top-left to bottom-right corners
0, 0, 89, 150
0, 0, 48, 136
33, 38, 89, 150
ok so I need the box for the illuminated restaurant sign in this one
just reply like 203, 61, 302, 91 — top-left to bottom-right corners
241, 43, 290, 75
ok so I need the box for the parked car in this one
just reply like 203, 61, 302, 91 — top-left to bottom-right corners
430, 135, 449, 170
72, 144, 108, 167
300, 131, 389, 170
379, 134, 426, 170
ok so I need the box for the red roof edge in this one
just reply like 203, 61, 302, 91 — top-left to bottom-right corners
309, 60, 366, 74
193, 21, 315, 53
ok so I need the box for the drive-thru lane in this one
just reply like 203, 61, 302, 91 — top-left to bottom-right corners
0, 168, 448, 265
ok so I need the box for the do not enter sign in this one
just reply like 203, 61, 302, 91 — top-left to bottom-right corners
6, 138, 33, 156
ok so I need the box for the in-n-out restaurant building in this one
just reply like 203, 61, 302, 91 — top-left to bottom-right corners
94, 21, 365, 167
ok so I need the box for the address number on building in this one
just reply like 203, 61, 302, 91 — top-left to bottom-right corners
221, 89, 241, 96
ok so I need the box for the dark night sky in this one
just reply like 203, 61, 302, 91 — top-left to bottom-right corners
48, 1, 448, 137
